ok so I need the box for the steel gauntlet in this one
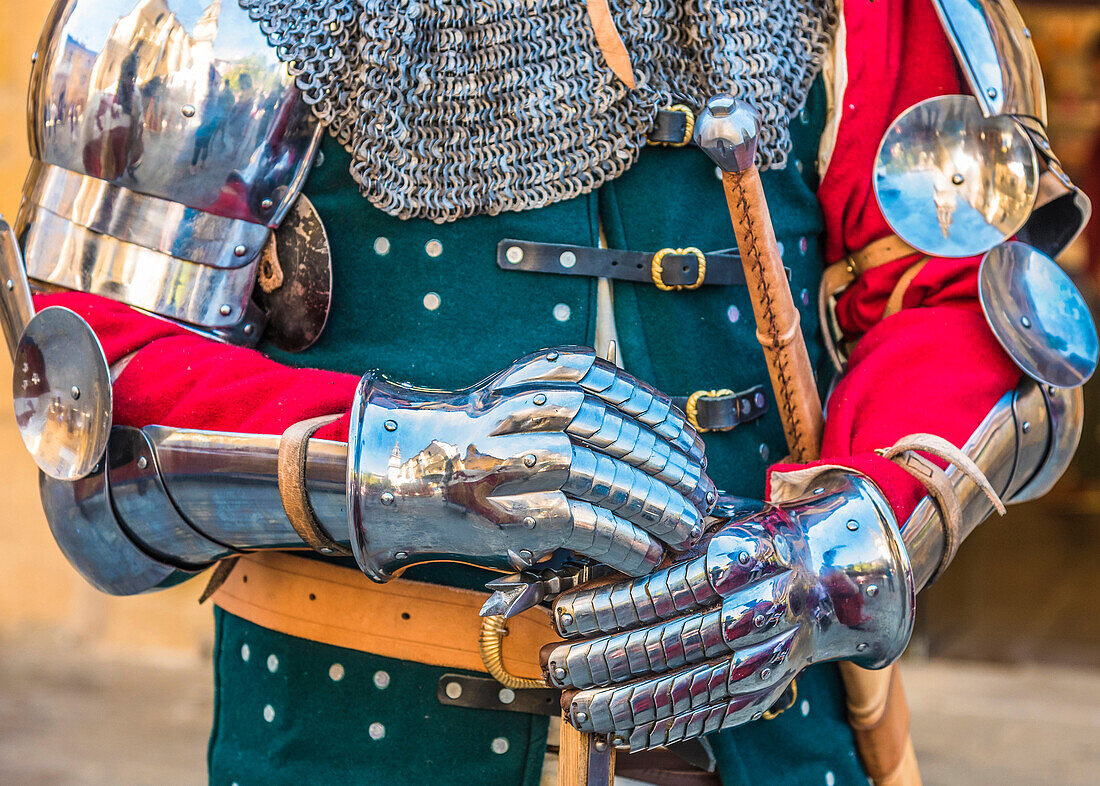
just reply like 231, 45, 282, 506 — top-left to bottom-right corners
545, 473, 913, 750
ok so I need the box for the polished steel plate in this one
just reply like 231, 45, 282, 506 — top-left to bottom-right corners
13, 306, 112, 480
874, 95, 1038, 258
979, 241, 1098, 388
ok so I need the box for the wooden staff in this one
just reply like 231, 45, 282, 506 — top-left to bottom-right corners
694, 95, 920, 786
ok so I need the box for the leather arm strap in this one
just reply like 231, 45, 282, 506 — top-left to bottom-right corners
278, 414, 352, 556
877, 432, 1005, 584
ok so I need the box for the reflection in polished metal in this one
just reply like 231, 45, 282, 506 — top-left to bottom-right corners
107, 426, 234, 568
693, 96, 760, 172
21, 207, 259, 329
979, 242, 1098, 388
547, 473, 914, 750
24, 162, 268, 269
145, 425, 347, 551
0, 217, 33, 358
30, 0, 321, 227
931, 0, 1046, 124
21, 0, 322, 340
39, 456, 194, 595
13, 306, 112, 481
347, 347, 714, 581
874, 95, 1038, 258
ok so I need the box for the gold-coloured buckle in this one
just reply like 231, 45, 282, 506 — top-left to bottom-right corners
652, 247, 706, 291
649, 104, 696, 147
685, 388, 735, 433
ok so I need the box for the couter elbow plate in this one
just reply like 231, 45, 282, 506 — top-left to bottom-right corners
979, 241, 1098, 389
874, 94, 1039, 258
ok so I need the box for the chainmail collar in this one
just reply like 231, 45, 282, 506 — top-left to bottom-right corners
241, 0, 836, 222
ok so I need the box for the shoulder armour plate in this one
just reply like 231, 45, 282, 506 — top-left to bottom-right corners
20, 0, 322, 341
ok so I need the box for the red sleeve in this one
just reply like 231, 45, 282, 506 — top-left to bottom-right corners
769, 0, 1022, 523
33, 292, 358, 441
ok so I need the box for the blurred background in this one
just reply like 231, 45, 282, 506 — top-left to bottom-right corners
1, 1, 1099, 784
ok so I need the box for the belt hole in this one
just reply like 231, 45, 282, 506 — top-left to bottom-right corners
309, 593, 316, 601
635, 263, 643, 269
242, 574, 248, 583
401, 612, 411, 620
611, 259, 618, 266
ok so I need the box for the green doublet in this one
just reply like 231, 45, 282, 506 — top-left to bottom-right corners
209, 80, 868, 785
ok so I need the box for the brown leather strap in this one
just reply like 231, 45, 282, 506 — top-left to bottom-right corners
878, 433, 1005, 584
849, 234, 919, 276
584, 0, 635, 88
883, 258, 929, 318
210, 553, 557, 680
278, 415, 351, 556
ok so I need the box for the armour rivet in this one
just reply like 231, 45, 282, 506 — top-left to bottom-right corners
738, 551, 751, 565
70, 386, 80, 400
380, 492, 395, 506
523, 453, 537, 467
559, 612, 574, 626
219, 304, 232, 316
384, 420, 398, 432
753, 614, 766, 627
136, 456, 148, 470
574, 711, 588, 723
522, 516, 536, 529
846, 520, 859, 531
866, 584, 879, 598
533, 393, 547, 406
553, 666, 567, 680
760, 668, 772, 680
546, 352, 559, 361
394, 551, 408, 560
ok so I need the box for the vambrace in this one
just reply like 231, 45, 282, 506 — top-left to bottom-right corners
37, 347, 717, 595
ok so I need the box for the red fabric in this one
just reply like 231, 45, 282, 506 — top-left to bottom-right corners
32, 292, 358, 441
765, 0, 1023, 522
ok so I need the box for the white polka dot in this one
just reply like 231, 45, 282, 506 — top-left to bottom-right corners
369, 722, 386, 740
727, 305, 740, 324
267, 654, 279, 673
240, 644, 250, 662
425, 239, 443, 257
552, 303, 571, 322
799, 236, 809, 255
714, 166, 723, 180
423, 292, 441, 311
374, 237, 390, 255
776, 241, 785, 257
825, 772, 835, 786
491, 737, 510, 754
795, 159, 804, 174
800, 288, 810, 306
373, 670, 390, 690
801, 700, 810, 717
329, 663, 345, 682
263, 704, 275, 723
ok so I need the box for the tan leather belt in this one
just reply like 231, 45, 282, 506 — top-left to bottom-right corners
210, 552, 557, 681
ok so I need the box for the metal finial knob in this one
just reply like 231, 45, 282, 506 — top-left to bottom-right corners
693, 95, 760, 173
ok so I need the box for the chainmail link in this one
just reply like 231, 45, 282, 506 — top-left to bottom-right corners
240, 0, 835, 222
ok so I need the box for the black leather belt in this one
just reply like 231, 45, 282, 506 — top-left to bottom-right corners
498, 240, 744, 291
672, 385, 768, 433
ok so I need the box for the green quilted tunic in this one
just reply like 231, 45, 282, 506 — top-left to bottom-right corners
208, 79, 869, 786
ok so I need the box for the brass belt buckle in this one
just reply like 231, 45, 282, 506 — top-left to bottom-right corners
649, 103, 696, 147
652, 247, 706, 291
685, 388, 735, 433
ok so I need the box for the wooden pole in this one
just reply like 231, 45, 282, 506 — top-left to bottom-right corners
702, 95, 921, 786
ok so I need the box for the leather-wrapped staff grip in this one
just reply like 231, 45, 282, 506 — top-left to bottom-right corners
721, 167, 824, 463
